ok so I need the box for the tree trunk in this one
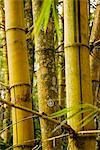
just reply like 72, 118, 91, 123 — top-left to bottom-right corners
64, 0, 96, 149
4, 0, 34, 149
32, 0, 61, 149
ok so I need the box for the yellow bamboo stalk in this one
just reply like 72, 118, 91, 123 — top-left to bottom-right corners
4, 0, 34, 149
79, 1, 96, 149
64, 1, 81, 149
64, 0, 96, 149
64, 0, 81, 130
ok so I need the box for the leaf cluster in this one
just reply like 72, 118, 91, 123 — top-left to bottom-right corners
33, 0, 60, 40
50, 104, 100, 131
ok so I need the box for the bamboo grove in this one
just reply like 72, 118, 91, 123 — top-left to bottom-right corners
0, 0, 99, 150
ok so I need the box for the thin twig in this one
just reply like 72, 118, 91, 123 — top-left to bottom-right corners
44, 133, 69, 141
28, 24, 34, 32
1, 100, 99, 137
78, 130, 100, 134
32, 145, 42, 150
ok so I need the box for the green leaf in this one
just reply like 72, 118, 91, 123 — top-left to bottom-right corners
77, 111, 97, 126
33, 0, 53, 38
51, 103, 100, 133
33, 0, 60, 40
50, 107, 72, 118
33, 0, 49, 37
52, 107, 93, 133
80, 110, 98, 128
52, 0, 60, 40
51, 103, 95, 118
44, 0, 52, 32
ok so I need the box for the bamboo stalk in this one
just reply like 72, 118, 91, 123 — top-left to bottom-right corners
4, 0, 34, 149
64, 0, 96, 149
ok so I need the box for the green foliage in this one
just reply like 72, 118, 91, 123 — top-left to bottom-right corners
50, 104, 100, 131
50, 103, 96, 118
78, 110, 98, 128
52, 0, 60, 39
33, 0, 60, 40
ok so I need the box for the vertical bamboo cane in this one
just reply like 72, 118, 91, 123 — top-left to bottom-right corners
64, 1, 81, 149
4, 0, 34, 149
79, 1, 96, 149
64, 0, 96, 149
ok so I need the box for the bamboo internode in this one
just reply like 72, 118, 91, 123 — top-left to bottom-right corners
4, 0, 34, 149
64, 0, 96, 149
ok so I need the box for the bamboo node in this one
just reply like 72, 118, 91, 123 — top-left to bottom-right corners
10, 83, 31, 89
11, 144, 33, 149
5, 27, 25, 32
65, 43, 89, 49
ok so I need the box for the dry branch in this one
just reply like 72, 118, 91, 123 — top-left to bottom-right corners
0, 99, 75, 135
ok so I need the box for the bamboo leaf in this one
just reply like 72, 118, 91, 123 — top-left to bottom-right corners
68, 108, 93, 119
51, 103, 95, 118
44, 0, 52, 32
77, 110, 97, 126
33, 0, 60, 39
52, 107, 94, 132
50, 107, 72, 118
52, 0, 60, 40
81, 111, 98, 128
33, 0, 49, 37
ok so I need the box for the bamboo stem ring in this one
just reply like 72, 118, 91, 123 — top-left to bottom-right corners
65, 42, 89, 49
9, 83, 31, 89
5, 27, 25, 32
